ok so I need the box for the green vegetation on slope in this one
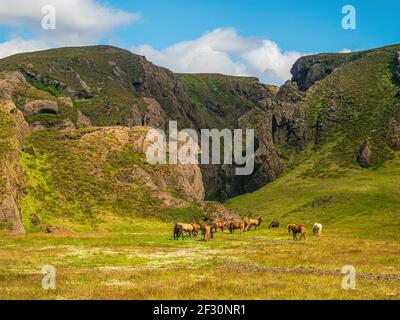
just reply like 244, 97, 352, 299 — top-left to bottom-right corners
226, 147, 400, 239
178, 73, 273, 129
303, 45, 400, 168
20, 128, 205, 232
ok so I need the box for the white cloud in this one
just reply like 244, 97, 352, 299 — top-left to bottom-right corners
0, 38, 49, 59
340, 48, 352, 53
132, 28, 304, 84
0, 0, 140, 46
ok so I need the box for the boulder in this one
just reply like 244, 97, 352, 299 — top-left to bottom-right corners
357, 141, 372, 168
388, 120, 400, 150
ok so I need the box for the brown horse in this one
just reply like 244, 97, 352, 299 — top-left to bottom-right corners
214, 221, 227, 232
229, 221, 245, 234
245, 217, 263, 231
202, 224, 214, 241
288, 224, 307, 241
174, 223, 195, 240
191, 222, 202, 237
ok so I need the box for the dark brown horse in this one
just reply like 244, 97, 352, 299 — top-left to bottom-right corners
268, 220, 280, 229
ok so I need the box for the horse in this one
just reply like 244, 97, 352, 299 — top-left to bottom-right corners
191, 222, 202, 237
214, 221, 227, 232
229, 221, 245, 234
173, 223, 195, 240
312, 223, 323, 236
202, 224, 214, 241
244, 216, 263, 231
268, 220, 280, 229
288, 224, 307, 241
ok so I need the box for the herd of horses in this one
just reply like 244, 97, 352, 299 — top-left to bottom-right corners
173, 217, 323, 241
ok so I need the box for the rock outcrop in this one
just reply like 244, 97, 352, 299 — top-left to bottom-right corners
0, 100, 29, 233
388, 120, 400, 150
357, 141, 372, 168
22, 100, 59, 115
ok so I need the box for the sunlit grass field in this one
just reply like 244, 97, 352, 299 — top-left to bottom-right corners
1, 152, 399, 300
0, 224, 399, 300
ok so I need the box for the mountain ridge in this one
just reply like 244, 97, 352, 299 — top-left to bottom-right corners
0, 43, 399, 233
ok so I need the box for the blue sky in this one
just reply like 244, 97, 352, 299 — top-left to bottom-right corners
110, 0, 400, 53
0, 0, 399, 84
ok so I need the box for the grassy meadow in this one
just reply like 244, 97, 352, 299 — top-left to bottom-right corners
0, 222, 399, 300
1, 121, 399, 301
1, 154, 399, 300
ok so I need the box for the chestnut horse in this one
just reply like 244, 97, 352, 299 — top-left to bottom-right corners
191, 222, 202, 237
245, 217, 263, 231
214, 221, 227, 232
202, 224, 214, 241
288, 224, 307, 241
229, 221, 245, 234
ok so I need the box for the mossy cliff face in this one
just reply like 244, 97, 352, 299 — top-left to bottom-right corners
20, 126, 205, 232
0, 74, 29, 232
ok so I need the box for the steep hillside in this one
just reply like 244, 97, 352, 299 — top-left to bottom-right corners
227, 45, 400, 229
0, 46, 279, 199
20, 126, 207, 232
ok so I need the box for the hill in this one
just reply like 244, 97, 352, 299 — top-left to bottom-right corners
1, 44, 400, 233
0, 46, 278, 200
226, 45, 400, 233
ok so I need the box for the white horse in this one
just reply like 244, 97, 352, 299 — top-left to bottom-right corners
312, 223, 323, 236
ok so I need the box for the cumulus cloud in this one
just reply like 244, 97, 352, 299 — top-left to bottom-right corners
0, 38, 49, 59
0, 0, 141, 46
340, 48, 352, 53
132, 28, 304, 84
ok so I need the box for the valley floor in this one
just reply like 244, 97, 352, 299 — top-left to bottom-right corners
1, 224, 399, 300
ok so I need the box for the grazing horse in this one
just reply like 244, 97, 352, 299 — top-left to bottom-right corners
191, 222, 202, 237
202, 224, 214, 241
229, 221, 245, 234
288, 224, 307, 241
268, 220, 280, 229
214, 221, 227, 232
173, 223, 195, 240
312, 223, 323, 236
245, 217, 263, 231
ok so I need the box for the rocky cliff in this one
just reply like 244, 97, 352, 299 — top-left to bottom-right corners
0, 73, 29, 233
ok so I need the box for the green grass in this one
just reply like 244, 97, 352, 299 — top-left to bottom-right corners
226, 150, 400, 240
0, 223, 399, 300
